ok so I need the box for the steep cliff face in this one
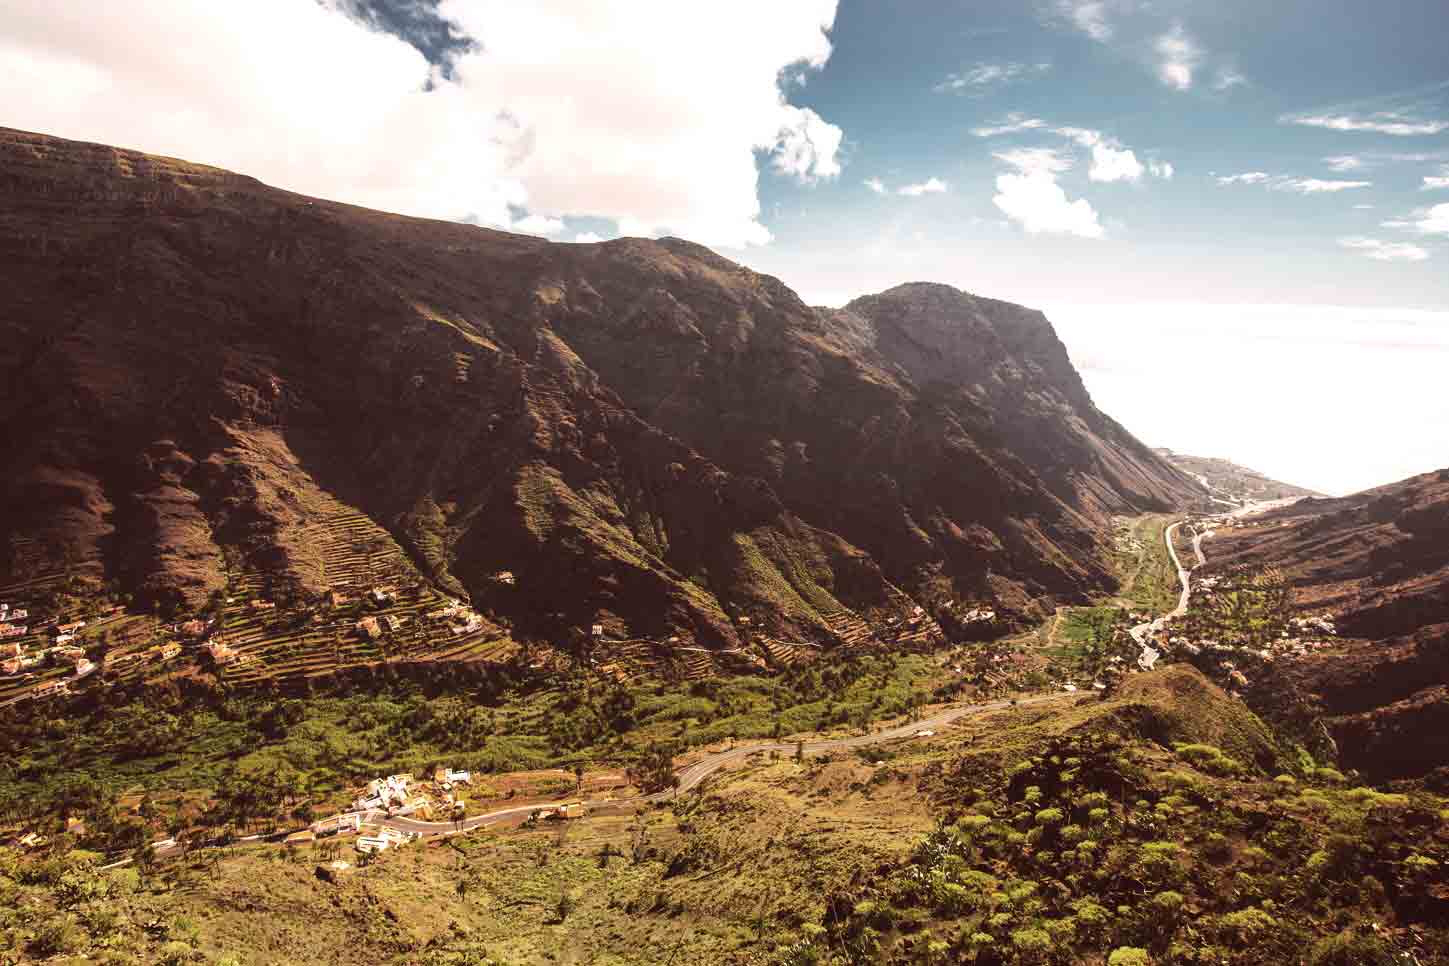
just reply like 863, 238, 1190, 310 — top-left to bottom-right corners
1206, 469, 1449, 778
0, 127, 1199, 646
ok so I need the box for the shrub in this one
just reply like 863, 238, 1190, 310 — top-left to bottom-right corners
1108, 948, 1150, 966
1150, 890, 1185, 918
1203, 832, 1232, 863
1034, 807, 1065, 827
1073, 899, 1110, 940
158, 941, 199, 965
1216, 907, 1277, 945
1137, 841, 1185, 887
1175, 743, 1244, 776
29, 914, 85, 957
1240, 845, 1270, 867
1307, 930, 1396, 966
957, 814, 991, 835
1010, 927, 1052, 960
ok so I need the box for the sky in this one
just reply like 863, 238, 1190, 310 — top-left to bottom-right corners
3, 0, 1447, 495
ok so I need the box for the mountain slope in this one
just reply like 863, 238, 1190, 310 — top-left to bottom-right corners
1156, 448, 1323, 505
0, 127, 1199, 653
1204, 468, 1449, 778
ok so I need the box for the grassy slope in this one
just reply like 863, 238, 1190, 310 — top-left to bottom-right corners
8, 666, 1443, 965
1116, 515, 1182, 615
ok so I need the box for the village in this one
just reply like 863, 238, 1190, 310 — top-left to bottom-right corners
288, 763, 590, 859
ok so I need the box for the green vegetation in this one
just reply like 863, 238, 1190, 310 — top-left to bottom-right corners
0, 652, 940, 844
1114, 515, 1182, 614
1041, 606, 1132, 680
3, 509, 1446, 965
777, 715, 1448, 964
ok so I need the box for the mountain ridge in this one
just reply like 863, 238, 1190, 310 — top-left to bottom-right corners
0, 126, 1200, 657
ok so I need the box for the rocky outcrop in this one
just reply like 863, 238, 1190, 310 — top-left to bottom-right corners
0, 126, 1199, 646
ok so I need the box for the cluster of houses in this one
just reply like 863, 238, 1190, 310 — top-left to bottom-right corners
1290, 613, 1337, 636
0, 602, 29, 639
350, 773, 413, 812
355, 825, 420, 854
345, 767, 471, 818
351, 587, 490, 642
955, 605, 996, 624
297, 765, 479, 855
425, 599, 485, 637
0, 607, 103, 696
203, 639, 252, 667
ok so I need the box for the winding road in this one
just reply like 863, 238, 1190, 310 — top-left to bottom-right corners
1128, 518, 1212, 669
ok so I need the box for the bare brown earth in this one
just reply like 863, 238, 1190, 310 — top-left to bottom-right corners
1205, 468, 1449, 780
0, 126, 1200, 653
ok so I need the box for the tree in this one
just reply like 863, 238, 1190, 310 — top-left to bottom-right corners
132, 842, 157, 884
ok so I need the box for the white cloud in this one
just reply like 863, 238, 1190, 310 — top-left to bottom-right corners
935, 61, 1049, 93
1216, 173, 1371, 193
1057, 1, 1113, 41
993, 148, 1073, 176
1422, 169, 1449, 190
1283, 112, 1449, 136
970, 114, 1049, 137
1324, 155, 1366, 172
898, 177, 948, 197
771, 105, 843, 181
978, 121, 1170, 183
1353, 204, 1375, 209
1338, 237, 1429, 262
1410, 203, 1449, 234
1274, 178, 1372, 194
1155, 25, 1200, 91
1056, 127, 1146, 182
512, 213, 566, 236
864, 176, 886, 194
0, 0, 843, 249
992, 149, 1103, 238
1215, 172, 1271, 185
1213, 69, 1247, 91
571, 232, 605, 243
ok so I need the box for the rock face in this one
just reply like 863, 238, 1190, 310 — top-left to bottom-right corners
0, 127, 1199, 647
1207, 469, 1449, 779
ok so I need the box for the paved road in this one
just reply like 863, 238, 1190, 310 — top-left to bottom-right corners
1164, 521, 1192, 618
1128, 518, 1202, 668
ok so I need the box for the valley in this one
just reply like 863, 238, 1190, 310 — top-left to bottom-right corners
0, 128, 1445, 966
